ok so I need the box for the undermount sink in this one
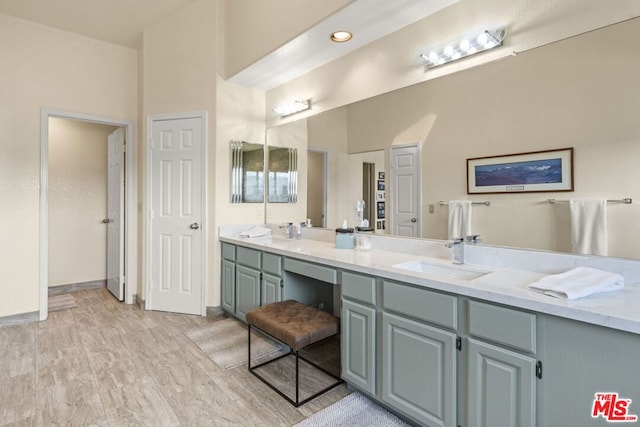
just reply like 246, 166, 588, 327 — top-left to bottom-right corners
392, 260, 490, 281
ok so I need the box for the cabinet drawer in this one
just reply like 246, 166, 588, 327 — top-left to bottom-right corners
383, 280, 457, 330
221, 242, 236, 261
468, 300, 536, 353
284, 258, 338, 284
236, 246, 261, 269
342, 271, 376, 305
262, 253, 282, 277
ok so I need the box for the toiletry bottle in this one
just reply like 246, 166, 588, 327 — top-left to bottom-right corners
296, 223, 302, 240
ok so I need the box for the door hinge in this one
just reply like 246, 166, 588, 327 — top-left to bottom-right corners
260, 272, 263, 280
280, 279, 284, 288
456, 337, 462, 351
536, 361, 543, 379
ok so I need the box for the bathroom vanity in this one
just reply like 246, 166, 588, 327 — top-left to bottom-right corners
219, 229, 640, 427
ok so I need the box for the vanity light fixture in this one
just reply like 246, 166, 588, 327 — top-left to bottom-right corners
420, 26, 507, 70
330, 30, 353, 43
272, 99, 311, 117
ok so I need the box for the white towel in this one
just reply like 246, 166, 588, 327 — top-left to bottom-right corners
448, 200, 472, 240
239, 226, 271, 238
528, 266, 624, 300
570, 198, 607, 256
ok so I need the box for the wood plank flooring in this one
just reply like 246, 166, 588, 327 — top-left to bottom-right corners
0, 289, 349, 426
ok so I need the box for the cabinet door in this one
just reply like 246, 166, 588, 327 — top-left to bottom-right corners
221, 259, 236, 314
467, 338, 536, 427
382, 312, 456, 427
261, 273, 282, 306
341, 299, 376, 395
235, 265, 261, 322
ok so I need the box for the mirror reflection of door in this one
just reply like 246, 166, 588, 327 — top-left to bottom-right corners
363, 162, 375, 225
307, 149, 327, 227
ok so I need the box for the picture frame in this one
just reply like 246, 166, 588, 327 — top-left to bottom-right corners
376, 192, 385, 201
377, 201, 385, 219
467, 148, 574, 194
378, 172, 385, 180
377, 180, 385, 191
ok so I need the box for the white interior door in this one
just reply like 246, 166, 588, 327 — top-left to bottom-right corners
390, 144, 420, 237
107, 127, 125, 300
149, 116, 204, 315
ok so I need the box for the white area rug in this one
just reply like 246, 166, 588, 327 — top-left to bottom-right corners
185, 318, 285, 370
294, 392, 411, 427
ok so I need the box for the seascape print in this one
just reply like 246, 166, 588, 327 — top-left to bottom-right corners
474, 158, 562, 187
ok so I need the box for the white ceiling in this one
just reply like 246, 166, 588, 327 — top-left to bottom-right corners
229, 0, 460, 91
0, 0, 196, 48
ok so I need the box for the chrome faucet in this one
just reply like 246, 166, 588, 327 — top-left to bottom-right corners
466, 234, 482, 244
445, 238, 465, 264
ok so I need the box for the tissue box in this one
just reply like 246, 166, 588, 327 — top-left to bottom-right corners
335, 228, 355, 249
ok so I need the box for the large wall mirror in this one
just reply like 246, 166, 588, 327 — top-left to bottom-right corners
267, 18, 640, 259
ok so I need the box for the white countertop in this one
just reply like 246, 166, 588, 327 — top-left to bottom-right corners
220, 234, 640, 335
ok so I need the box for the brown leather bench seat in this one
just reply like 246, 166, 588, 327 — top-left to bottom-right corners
246, 299, 339, 351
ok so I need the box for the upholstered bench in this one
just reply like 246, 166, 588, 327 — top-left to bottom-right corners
246, 300, 343, 407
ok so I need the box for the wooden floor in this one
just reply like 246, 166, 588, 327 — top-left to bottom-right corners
0, 289, 349, 426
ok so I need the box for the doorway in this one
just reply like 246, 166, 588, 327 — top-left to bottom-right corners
40, 110, 135, 321
389, 143, 420, 237
307, 149, 327, 227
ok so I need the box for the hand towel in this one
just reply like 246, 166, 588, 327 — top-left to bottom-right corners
570, 198, 607, 256
239, 226, 271, 238
448, 200, 472, 240
528, 266, 624, 300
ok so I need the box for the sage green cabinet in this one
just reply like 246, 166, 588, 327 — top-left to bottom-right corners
465, 300, 537, 427
235, 264, 261, 323
382, 312, 457, 427
221, 259, 236, 313
467, 338, 536, 427
261, 272, 282, 306
341, 299, 376, 395
341, 271, 377, 395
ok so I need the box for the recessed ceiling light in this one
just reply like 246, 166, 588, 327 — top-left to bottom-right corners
330, 30, 353, 43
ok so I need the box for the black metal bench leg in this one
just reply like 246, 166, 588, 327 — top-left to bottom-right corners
295, 350, 300, 406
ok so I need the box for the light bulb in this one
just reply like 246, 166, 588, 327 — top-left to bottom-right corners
428, 52, 438, 63
444, 45, 454, 57
452, 51, 461, 60
468, 46, 477, 55
477, 32, 488, 45
459, 39, 470, 52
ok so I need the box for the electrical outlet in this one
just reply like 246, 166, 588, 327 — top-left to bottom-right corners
429, 204, 435, 213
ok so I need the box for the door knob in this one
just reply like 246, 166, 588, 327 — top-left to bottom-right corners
102, 218, 111, 224
410, 218, 417, 223
190, 223, 200, 230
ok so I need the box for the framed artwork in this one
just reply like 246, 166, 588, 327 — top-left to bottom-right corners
467, 148, 574, 194
377, 180, 385, 191
376, 192, 385, 201
377, 201, 385, 219
378, 172, 385, 180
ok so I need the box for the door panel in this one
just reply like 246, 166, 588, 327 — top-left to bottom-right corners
107, 127, 125, 300
150, 117, 203, 315
390, 144, 420, 237
467, 338, 536, 427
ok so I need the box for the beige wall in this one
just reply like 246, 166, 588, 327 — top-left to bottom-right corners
48, 119, 117, 287
0, 14, 137, 317
343, 18, 640, 258
213, 77, 266, 307
223, 0, 352, 78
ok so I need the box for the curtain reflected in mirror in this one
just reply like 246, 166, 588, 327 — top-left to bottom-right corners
230, 140, 264, 203
268, 147, 298, 203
